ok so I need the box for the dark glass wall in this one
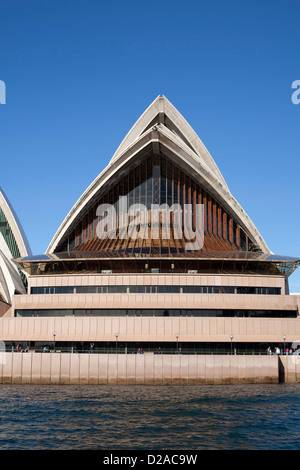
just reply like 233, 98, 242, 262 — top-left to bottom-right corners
56, 155, 256, 255
15, 308, 296, 318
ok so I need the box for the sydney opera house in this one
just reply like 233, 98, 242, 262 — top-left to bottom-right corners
1, 95, 300, 358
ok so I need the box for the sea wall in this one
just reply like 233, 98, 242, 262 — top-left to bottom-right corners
0, 352, 293, 385
279, 355, 300, 383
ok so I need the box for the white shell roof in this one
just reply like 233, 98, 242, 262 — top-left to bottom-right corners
0, 189, 30, 304
47, 96, 270, 255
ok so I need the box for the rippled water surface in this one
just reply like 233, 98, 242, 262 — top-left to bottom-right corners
0, 383, 299, 450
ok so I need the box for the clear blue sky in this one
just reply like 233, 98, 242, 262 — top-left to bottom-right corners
1, 0, 300, 291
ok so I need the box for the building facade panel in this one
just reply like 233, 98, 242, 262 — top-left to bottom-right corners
4, 316, 296, 343
12, 292, 298, 312
27, 273, 287, 291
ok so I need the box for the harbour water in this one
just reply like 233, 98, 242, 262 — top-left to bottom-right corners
0, 383, 299, 450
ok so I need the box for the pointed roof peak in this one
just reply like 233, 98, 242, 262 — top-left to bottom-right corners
46, 97, 270, 255
0, 187, 32, 258
110, 96, 228, 189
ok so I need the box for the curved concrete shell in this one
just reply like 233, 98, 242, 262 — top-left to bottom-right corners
47, 96, 270, 255
110, 95, 228, 188
0, 188, 31, 304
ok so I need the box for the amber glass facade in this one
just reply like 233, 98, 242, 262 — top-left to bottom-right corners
56, 155, 255, 256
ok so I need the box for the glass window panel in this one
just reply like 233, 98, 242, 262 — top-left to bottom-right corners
14, 308, 296, 318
